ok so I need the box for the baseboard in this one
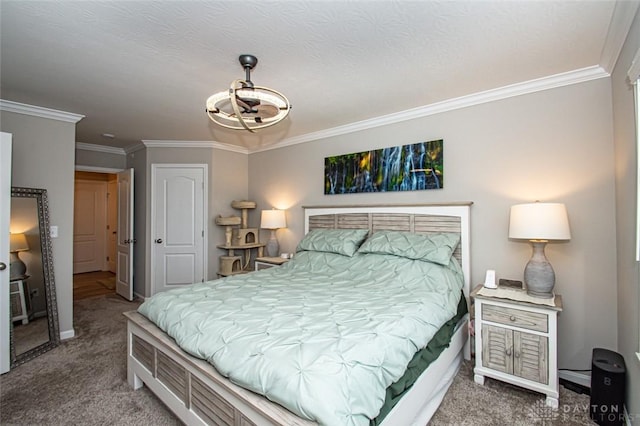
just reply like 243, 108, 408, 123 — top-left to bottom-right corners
559, 370, 591, 389
60, 328, 75, 340
133, 291, 145, 301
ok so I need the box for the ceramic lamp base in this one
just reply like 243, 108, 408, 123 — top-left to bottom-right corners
524, 241, 555, 298
9, 251, 26, 279
265, 230, 279, 257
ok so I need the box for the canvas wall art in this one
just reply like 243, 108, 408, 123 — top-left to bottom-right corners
324, 139, 443, 194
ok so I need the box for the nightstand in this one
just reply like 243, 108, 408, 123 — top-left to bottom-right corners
255, 257, 289, 271
471, 284, 563, 407
10, 275, 30, 325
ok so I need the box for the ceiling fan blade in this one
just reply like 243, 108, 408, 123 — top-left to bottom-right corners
255, 104, 279, 118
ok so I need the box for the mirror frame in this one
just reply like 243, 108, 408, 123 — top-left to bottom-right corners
10, 187, 60, 367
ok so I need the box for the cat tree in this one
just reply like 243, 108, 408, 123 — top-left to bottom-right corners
215, 200, 265, 276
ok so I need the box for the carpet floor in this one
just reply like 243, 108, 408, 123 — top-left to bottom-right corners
0, 295, 595, 425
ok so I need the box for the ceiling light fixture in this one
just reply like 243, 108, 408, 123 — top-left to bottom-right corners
206, 54, 291, 133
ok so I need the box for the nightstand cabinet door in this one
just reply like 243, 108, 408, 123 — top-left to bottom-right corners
514, 331, 548, 384
482, 324, 513, 374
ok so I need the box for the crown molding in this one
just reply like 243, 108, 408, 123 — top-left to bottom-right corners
0, 99, 84, 123
75, 165, 124, 174
250, 66, 609, 153
124, 142, 145, 154
76, 142, 126, 156
600, 0, 640, 73
141, 140, 249, 154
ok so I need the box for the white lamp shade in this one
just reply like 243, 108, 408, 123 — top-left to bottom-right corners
509, 203, 571, 241
10, 233, 29, 252
260, 209, 286, 230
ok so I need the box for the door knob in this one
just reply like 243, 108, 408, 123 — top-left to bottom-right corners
0, 262, 6, 271
155, 238, 163, 244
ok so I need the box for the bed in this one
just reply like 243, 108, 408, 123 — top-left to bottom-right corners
125, 203, 472, 425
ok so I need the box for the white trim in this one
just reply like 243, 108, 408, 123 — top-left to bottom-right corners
74, 165, 124, 174
60, 329, 75, 340
0, 99, 84, 123
141, 140, 249, 155
600, 0, 640, 73
629, 48, 640, 84
125, 142, 145, 155
0, 132, 12, 374
251, 66, 609, 153
76, 142, 126, 156
635, 82, 640, 263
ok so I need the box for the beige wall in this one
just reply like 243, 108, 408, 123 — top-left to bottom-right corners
1, 111, 76, 337
612, 8, 640, 421
248, 78, 618, 372
128, 145, 248, 296
75, 147, 126, 170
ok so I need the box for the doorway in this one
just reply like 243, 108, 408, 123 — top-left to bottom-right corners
72, 171, 117, 300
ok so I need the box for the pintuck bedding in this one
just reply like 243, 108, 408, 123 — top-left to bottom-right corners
138, 230, 464, 426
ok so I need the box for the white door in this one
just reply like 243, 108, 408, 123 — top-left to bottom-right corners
106, 178, 117, 273
151, 164, 207, 295
0, 132, 12, 373
116, 169, 134, 301
73, 180, 107, 273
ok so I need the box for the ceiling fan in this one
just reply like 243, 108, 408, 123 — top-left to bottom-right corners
206, 54, 291, 133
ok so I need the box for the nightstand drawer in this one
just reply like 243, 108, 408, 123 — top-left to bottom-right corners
482, 304, 548, 333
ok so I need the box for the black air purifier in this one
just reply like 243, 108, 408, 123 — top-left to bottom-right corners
590, 348, 626, 426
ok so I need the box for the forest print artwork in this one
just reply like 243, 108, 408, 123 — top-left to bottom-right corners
324, 139, 443, 194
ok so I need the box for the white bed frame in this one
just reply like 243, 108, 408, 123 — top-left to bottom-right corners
126, 203, 472, 426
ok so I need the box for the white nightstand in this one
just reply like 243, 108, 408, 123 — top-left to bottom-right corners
471, 285, 563, 407
255, 256, 289, 271
10, 275, 30, 325
255, 257, 289, 271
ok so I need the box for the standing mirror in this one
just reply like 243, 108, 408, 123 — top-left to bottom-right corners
10, 187, 60, 367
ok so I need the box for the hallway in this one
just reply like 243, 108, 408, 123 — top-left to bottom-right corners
72, 271, 116, 300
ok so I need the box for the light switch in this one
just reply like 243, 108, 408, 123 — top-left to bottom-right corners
50, 225, 58, 238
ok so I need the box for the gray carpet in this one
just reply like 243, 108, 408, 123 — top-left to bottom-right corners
0, 295, 594, 425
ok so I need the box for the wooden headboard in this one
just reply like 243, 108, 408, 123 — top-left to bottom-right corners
303, 203, 473, 299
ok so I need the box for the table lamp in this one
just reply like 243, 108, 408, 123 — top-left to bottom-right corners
508, 202, 571, 298
261, 209, 286, 257
9, 232, 30, 279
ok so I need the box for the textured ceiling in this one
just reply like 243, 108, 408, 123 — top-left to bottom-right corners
0, 1, 628, 151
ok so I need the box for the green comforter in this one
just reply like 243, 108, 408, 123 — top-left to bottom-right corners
138, 249, 463, 425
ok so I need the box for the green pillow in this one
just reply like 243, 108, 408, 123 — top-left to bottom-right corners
296, 228, 369, 257
357, 231, 460, 265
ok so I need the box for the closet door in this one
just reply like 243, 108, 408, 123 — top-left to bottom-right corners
151, 164, 207, 295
